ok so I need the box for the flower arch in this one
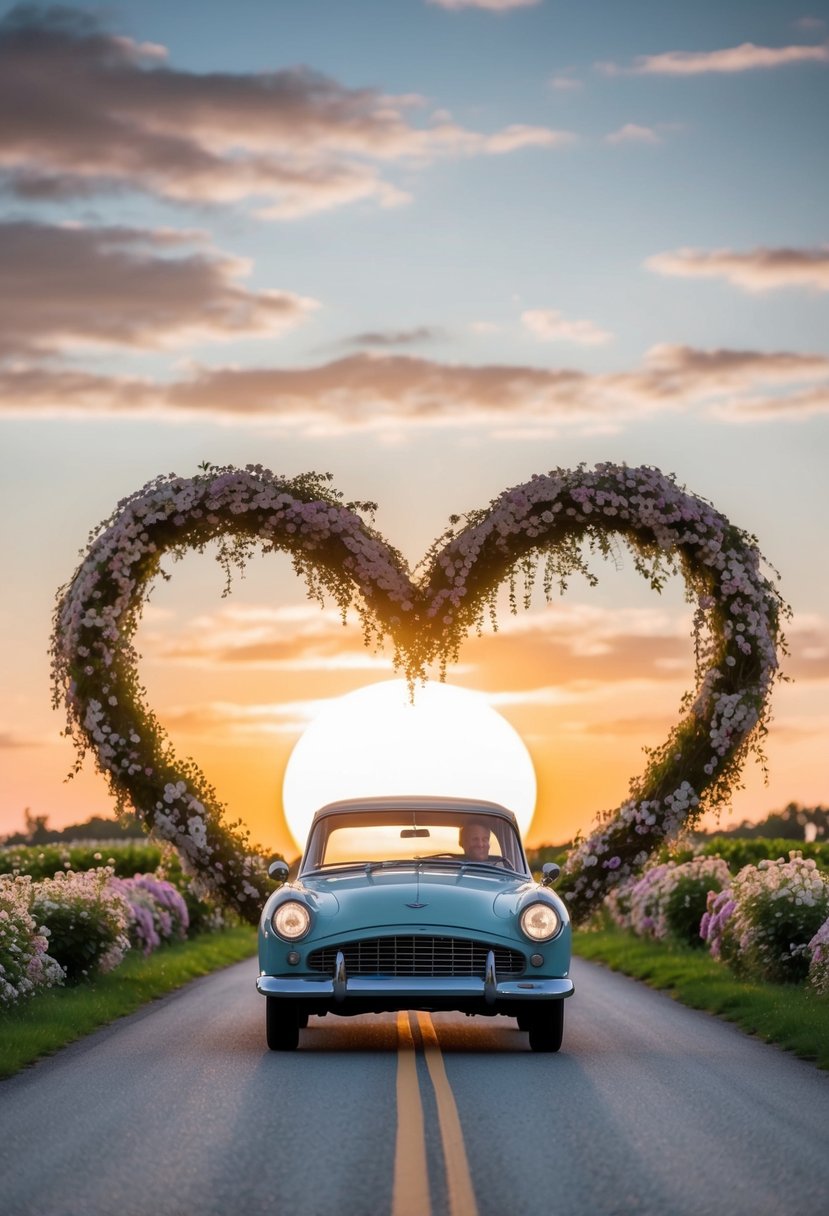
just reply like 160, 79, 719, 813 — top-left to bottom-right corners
51, 462, 787, 923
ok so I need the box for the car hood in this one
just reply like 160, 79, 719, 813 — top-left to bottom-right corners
294, 865, 538, 935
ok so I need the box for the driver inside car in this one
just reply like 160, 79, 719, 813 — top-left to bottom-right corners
459, 821, 492, 862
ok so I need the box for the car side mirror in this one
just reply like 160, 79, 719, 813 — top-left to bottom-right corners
268, 858, 290, 884
541, 862, 560, 887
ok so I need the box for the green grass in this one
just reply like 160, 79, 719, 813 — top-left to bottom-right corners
574, 923, 829, 1070
0, 925, 256, 1079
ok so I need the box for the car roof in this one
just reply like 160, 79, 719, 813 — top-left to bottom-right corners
309, 795, 520, 827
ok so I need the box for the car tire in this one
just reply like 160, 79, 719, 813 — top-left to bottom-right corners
526, 1002, 564, 1053
266, 997, 300, 1051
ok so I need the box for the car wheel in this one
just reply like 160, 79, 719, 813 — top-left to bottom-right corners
527, 1002, 564, 1053
298, 1011, 309, 1029
516, 1012, 532, 1032
266, 997, 300, 1051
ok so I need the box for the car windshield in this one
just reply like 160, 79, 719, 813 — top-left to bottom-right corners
300, 808, 529, 876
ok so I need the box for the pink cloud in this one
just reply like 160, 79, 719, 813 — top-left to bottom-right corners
2, 343, 828, 428
0, 6, 571, 218
647, 246, 829, 293
521, 308, 613, 346
600, 40, 829, 76
0, 221, 316, 358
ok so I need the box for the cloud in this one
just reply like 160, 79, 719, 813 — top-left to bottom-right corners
342, 326, 445, 349
145, 604, 390, 671
646, 245, 829, 293
0, 730, 41, 748
2, 342, 828, 427
0, 5, 571, 218
0, 221, 317, 358
604, 123, 662, 145
161, 699, 323, 738
521, 308, 613, 346
549, 72, 582, 91
599, 40, 829, 76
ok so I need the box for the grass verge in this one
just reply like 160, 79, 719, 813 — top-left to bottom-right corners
574, 924, 829, 1070
0, 925, 256, 1080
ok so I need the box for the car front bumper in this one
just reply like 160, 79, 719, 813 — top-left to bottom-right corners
257, 965, 574, 1014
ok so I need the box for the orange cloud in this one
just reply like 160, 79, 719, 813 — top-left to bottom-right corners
0, 222, 316, 358
600, 41, 829, 75
647, 246, 829, 293
2, 344, 828, 427
146, 605, 389, 671
0, 6, 570, 218
521, 308, 613, 346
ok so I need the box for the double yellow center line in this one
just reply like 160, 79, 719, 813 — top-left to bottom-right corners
392, 1011, 478, 1216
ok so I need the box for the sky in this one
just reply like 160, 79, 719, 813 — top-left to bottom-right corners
1, 0, 827, 857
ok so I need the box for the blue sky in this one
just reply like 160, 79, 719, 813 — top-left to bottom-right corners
1, 0, 827, 850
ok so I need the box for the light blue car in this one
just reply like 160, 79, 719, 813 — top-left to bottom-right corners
257, 796, 573, 1052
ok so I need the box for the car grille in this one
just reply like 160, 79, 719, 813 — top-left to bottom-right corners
306, 936, 525, 978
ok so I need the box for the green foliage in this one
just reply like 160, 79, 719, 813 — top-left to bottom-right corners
697, 836, 829, 873
0, 840, 165, 880
714, 801, 828, 841
29, 869, 130, 983
663, 871, 726, 947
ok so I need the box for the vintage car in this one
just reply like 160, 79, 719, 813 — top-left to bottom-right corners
257, 795, 573, 1052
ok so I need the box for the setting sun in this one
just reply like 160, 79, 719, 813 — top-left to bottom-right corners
281, 680, 537, 850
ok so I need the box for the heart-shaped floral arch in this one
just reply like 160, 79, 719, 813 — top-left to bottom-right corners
51, 462, 786, 924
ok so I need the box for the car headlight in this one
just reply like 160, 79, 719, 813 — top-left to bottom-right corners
520, 902, 561, 942
272, 901, 311, 940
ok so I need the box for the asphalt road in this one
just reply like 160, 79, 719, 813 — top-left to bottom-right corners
1, 956, 828, 1216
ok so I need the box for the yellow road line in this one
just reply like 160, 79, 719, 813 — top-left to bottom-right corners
392, 1011, 430, 1216
417, 1013, 479, 1216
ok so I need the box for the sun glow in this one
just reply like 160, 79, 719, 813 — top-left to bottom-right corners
281, 681, 537, 850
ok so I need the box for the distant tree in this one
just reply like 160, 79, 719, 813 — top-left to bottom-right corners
1, 810, 146, 846
715, 802, 828, 841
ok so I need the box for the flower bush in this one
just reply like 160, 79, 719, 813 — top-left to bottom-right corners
29, 868, 132, 984
700, 853, 829, 984
51, 462, 787, 922
0, 875, 64, 1006
110, 873, 189, 955
606, 856, 730, 946
807, 917, 829, 997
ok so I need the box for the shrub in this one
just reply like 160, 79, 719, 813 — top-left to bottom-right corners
701, 853, 829, 983
807, 917, 829, 998
0, 840, 164, 881
110, 874, 189, 955
29, 868, 131, 983
605, 856, 730, 946
697, 836, 829, 874
0, 875, 64, 1005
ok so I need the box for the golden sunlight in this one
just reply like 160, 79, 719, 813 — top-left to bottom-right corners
281, 681, 537, 850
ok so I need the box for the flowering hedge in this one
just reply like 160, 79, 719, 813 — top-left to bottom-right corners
51, 462, 787, 922
109, 873, 190, 955
700, 853, 829, 984
808, 919, 829, 997
0, 866, 198, 1003
0, 875, 64, 1007
606, 856, 731, 946
29, 868, 132, 983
